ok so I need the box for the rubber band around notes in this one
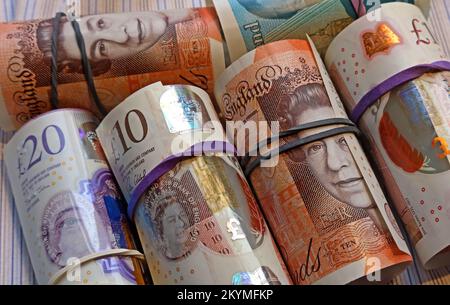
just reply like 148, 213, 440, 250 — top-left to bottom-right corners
50, 12, 107, 116
48, 249, 145, 285
240, 118, 361, 177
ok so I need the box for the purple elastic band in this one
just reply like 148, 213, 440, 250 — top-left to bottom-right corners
351, 60, 450, 123
127, 141, 236, 219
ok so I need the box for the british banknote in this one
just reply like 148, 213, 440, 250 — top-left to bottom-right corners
96, 82, 292, 284
0, 7, 225, 130
213, 0, 357, 62
5, 109, 146, 284
214, 38, 412, 284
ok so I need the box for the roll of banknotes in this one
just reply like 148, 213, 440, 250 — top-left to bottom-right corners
0, 7, 225, 131
325, 2, 450, 269
5, 109, 146, 285
214, 39, 412, 284
213, 0, 357, 62
96, 82, 292, 285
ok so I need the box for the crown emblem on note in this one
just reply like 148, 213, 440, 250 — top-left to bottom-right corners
7, 21, 43, 61
361, 23, 401, 58
142, 184, 189, 223
279, 57, 323, 95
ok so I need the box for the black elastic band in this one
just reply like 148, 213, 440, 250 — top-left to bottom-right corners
240, 118, 356, 169
70, 18, 107, 116
51, 12, 107, 116
241, 118, 361, 177
50, 12, 64, 110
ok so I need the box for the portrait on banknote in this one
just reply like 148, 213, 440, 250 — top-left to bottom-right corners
1, 8, 225, 130
129, 155, 289, 284
9, 8, 207, 85
6, 109, 145, 284
215, 38, 415, 282
141, 183, 196, 260
41, 168, 132, 273
41, 191, 109, 267
254, 64, 389, 234
139, 159, 268, 261
140, 168, 216, 260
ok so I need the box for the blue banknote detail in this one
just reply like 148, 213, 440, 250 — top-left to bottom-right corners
398, 82, 432, 127
266, 0, 357, 55
227, 0, 287, 50
231, 266, 282, 285
227, 0, 357, 55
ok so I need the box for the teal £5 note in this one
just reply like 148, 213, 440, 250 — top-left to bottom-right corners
213, 0, 357, 62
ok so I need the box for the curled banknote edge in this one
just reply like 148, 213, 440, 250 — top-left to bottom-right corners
97, 82, 292, 285
213, 0, 357, 62
0, 8, 225, 131
214, 38, 412, 284
5, 109, 146, 285
325, 2, 450, 269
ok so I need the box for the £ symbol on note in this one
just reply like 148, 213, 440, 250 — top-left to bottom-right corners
227, 218, 246, 241
411, 18, 431, 45
431, 137, 450, 159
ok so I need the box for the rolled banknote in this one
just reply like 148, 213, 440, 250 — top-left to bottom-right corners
4, 109, 146, 285
96, 82, 292, 285
0, 7, 225, 131
212, 0, 357, 62
325, 2, 450, 269
214, 39, 412, 284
